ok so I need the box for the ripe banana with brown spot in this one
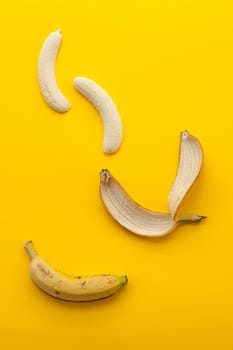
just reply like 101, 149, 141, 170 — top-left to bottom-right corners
73, 77, 123, 154
24, 241, 127, 302
100, 169, 205, 237
38, 29, 71, 113
168, 130, 203, 218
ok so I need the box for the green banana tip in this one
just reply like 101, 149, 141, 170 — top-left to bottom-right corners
120, 275, 128, 286
176, 214, 207, 223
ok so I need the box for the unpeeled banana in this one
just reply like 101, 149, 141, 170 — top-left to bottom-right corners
24, 241, 127, 302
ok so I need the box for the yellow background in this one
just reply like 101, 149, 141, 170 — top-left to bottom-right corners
0, 0, 232, 349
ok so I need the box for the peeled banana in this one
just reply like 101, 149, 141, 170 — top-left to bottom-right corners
24, 241, 127, 302
38, 29, 71, 113
73, 77, 123, 154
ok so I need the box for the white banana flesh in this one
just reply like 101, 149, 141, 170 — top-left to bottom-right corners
73, 77, 123, 154
100, 169, 205, 237
168, 131, 203, 219
38, 29, 71, 113
24, 241, 127, 302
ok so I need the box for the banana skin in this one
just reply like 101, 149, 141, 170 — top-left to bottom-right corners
24, 241, 127, 302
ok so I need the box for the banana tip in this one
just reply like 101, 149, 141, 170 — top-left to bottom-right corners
181, 130, 190, 139
193, 215, 207, 222
121, 275, 128, 286
24, 240, 32, 248
100, 169, 111, 184
199, 215, 208, 220
73, 77, 85, 88
73, 77, 78, 86
24, 240, 38, 260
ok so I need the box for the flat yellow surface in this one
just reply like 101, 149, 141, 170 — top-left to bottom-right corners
0, 0, 232, 349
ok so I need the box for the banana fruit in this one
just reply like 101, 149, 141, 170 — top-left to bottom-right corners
24, 241, 127, 302
38, 29, 71, 113
100, 169, 205, 237
73, 77, 123, 154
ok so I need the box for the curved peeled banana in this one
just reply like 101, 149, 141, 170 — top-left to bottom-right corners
38, 29, 71, 113
24, 241, 127, 302
168, 130, 203, 219
73, 77, 123, 154
100, 169, 205, 237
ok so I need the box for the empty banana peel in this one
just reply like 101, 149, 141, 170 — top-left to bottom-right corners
168, 130, 203, 219
100, 130, 205, 237
100, 169, 205, 237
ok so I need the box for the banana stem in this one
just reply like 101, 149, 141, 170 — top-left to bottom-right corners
176, 214, 207, 223
24, 240, 38, 260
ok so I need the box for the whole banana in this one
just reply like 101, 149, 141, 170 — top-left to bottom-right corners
24, 241, 127, 302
